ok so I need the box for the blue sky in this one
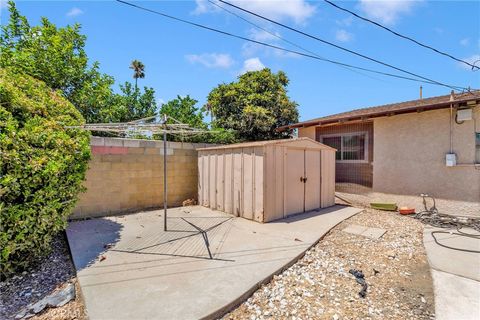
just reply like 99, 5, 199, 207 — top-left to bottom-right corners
1, 0, 479, 121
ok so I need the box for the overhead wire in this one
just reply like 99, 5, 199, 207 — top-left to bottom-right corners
217, 0, 468, 91
116, 0, 466, 90
207, 0, 389, 83
322, 0, 480, 71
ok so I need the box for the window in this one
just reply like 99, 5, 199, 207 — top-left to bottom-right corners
476, 132, 480, 164
321, 132, 368, 162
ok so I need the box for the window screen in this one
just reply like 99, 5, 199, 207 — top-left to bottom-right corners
323, 136, 342, 160
321, 133, 367, 161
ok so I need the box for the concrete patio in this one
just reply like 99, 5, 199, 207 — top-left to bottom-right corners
423, 226, 480, 320
66, 205, 362, 320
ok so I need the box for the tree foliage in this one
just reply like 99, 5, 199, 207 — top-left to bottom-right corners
114, 82, 157, 122
0, 69, 90, 277
160, 95, 206, 129
206, 68, 299, 141
0, 1, 155, 124
158, 95, 236, 144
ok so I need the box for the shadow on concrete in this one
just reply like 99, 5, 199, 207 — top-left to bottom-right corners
69, 205, 363, 320
81, 255, 293, 288
270, 205, 350, 224
110, 216, 234, 262
66, 218, 123, 271
77, 243, 308, 278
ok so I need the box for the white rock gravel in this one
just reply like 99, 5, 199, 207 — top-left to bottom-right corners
222, 208, 435, 320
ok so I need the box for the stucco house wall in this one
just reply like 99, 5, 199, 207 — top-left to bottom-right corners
372, 107, 479, 202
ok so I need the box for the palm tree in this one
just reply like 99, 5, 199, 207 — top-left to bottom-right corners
129, 60, 145, 92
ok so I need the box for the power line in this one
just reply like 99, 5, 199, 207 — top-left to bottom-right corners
207, 0, 389, 83
116, 0, 466, 90
218, 0, 467, 91
322, 0, 479, 71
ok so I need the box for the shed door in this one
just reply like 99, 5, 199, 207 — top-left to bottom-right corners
285, 148, 305, 215
305, 150, 321, 212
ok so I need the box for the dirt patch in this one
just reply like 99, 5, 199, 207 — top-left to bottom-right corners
223, 208, 435, 319
335, 184, 479, 217
0, 234, 86, 320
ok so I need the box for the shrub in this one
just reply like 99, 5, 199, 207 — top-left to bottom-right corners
0, 69, 90, 277
194, 128, 238, 144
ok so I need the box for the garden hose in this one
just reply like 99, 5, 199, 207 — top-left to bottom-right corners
430, 230, 480, 254
413, 194, 480, 253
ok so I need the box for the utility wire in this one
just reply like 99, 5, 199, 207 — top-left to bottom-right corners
322, 0, 479, 71
218, 0, 467, 91
208, 0, 389, 83
116, 0, 466, 90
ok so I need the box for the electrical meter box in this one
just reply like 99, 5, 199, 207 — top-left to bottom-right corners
446, 153, 456, 167
457, 108, 473, 122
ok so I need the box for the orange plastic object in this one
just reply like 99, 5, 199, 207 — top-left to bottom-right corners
399, 207, 415, 215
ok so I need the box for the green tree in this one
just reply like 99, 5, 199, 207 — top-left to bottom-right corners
113, 82, 157, 122
0, 2, 157, 124
159, 95, 206, 128
0, 1, 114, 123
130, 60, 145, 92
206, 68, 299, 141
158, 95, 236, 144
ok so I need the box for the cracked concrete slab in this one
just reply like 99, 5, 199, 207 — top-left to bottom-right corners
423, 226, 480, 281
424, 226, 480, 319
431, 270, 480, 320
67, 205, 362, 320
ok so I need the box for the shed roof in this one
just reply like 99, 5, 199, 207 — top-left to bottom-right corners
196, 137, 336, 151
278, 90, 480, 131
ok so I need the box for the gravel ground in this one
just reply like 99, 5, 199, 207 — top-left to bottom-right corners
223, 208, 435, 320
30, 278, 86, 320
0, 234, 86, 320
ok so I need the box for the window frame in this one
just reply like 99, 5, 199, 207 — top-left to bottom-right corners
475, 132, 480, 164
320, 131, 369, 164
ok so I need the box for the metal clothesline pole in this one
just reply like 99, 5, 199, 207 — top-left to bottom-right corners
163, 114, 168, 231
65, 114, 221, 234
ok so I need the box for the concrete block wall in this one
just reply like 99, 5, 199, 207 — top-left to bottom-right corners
71, 137, 216, 219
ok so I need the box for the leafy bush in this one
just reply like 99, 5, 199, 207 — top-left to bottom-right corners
194, 128, 238, 144
0, 69, 90, 277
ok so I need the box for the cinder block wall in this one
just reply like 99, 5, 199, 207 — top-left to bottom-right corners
71, 137, 215, 219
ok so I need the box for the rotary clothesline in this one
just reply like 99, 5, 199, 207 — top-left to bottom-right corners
68, 114, 211, 135
68, 114, 218, 233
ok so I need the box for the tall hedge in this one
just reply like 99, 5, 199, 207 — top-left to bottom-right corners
0, 69, 91, 277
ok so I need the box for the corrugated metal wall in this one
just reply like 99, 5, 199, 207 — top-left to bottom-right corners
198, 147, 264, 222
198, 140, 336, 223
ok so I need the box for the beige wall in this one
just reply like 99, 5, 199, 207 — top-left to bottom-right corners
373, 107, 480, 202
198, 139, 336, 223
71, 137, 215, 219
298, 126, 316, 140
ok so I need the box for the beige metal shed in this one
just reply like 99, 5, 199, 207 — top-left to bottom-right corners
197, 137, 336, 223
